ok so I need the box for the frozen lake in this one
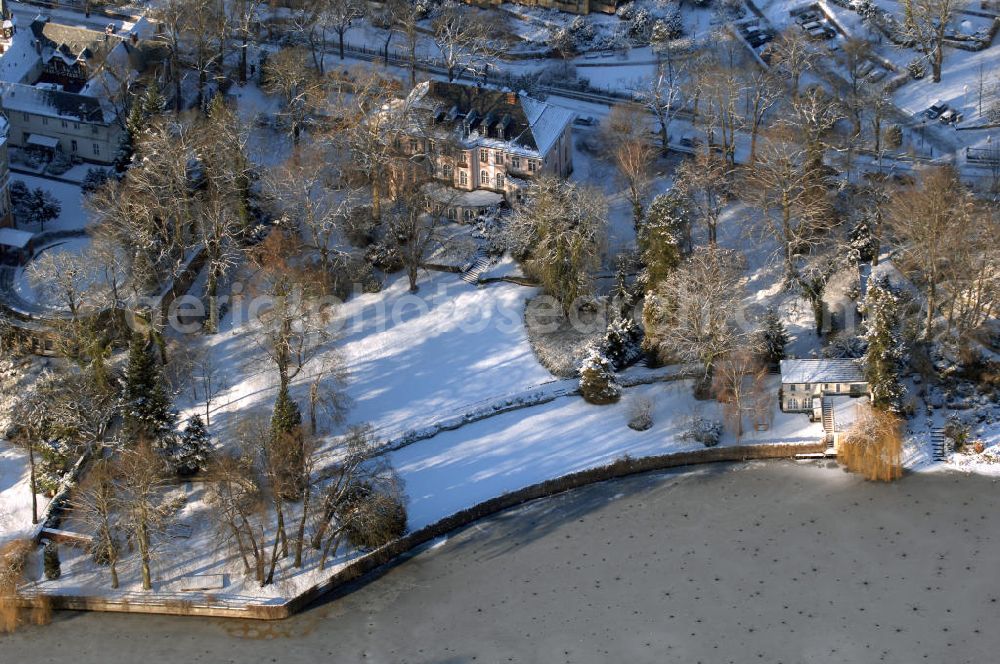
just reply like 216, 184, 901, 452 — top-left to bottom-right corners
2, 460, 999, 663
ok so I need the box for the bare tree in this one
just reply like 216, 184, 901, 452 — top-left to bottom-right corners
266, 146, 359, 287
431, 1, 506, 82
673, 152, 730, 246
231, 0, 264, 83
312, 425, 405, 570
247, 230, 333, 391
72, 459, 122, 588
385, 187, 447, 292
900, 0, 964, 83
744, 129, 835, 284
116, 442, 170, 590
508, 177, 608, 316
887, 165, 976, 340
742, 69, 781, 165
644, 246, 746, 392
603, 105, 656, 229
324, 0, 365, 61
768, 29, 816, 99
712, 350, 766, 439
262, 47, 328, 145
638, 52, 687, 154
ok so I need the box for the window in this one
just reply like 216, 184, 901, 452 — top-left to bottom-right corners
409, 139, 418, 152
495, 152, 504, 165
459, 171, 468, 186
480, 149, 488, 162
92, 143, 100, 156
511, 157, 520, 169
42, 117, 48, 126
464, 209, 474, 221
73, 122, 79, 130
91, 125, 99, 135
527, 160, 536, 173
480, 170, 488, 186
788, 397, 799, 410
61, 120, 68, 128
21, 112, 28, 121
71, 139, 77, 152
495, 173, 504, 189
443, 164, 453, 179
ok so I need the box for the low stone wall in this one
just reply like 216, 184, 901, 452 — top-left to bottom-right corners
19, 441, 826, 620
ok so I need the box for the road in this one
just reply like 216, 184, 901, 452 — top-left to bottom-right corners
2, 460, 999, 663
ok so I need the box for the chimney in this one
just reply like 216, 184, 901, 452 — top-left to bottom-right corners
506, 91, 516, 105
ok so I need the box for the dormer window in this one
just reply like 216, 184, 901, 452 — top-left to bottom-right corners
528, 160, 537, 173
511, 157, 520, 169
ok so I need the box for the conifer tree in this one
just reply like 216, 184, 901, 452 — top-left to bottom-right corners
174, 415, 213, 477
602, 315, 643, 370
43, 542, 61, 580
848, 214, 878, 266
753, 307, 790, 368
269, 385, 305, 496
862, 276, 907, 411
121, 334, 177, 449
579, 348, 622, 405
639, 191, 687, 289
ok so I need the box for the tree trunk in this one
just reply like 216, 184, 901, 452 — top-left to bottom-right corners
339, 30, 346, 60
264, 505, 284, 586
138, 523, 152, 590
924, 282, 936, 340
28, 445, 37, 525
294, 483, 311, 568
239, 37, 248, 83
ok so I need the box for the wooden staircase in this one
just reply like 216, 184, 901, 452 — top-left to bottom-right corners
461, 251, 494, 285
930, 428, 948, 461
821, 398, 834, 432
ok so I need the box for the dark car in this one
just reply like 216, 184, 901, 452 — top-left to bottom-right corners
925, 101, 948, 119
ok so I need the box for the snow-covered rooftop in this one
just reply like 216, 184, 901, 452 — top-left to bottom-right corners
780, 359, 866, 385
0, 80, 114, 123
404, 81, 571, 160
0, 227, 33, 249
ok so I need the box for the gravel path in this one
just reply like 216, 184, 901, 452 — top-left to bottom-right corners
2, 460, 999, 663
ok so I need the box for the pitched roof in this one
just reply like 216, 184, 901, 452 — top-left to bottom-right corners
405, 81, 571, 158
780, 359, 866, 384
0, 80, 112, 123
29, 17, 121, 71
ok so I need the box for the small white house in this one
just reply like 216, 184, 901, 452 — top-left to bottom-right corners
779, 359, 869, 421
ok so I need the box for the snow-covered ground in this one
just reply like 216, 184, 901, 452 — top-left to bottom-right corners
0, 442, 48, 546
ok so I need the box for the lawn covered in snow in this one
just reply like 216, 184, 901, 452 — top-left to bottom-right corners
0, 442, 47, 546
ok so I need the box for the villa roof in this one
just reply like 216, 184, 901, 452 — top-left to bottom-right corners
780, 359, 866, 385
404, 81, 572, 159
0, 80, 112, 123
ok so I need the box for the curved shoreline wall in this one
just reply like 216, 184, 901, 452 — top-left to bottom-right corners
17, 441, 826, 620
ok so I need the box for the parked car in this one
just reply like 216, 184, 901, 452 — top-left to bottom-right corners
573, 115, 597, 127
748, 32, 773, 47
939, 108, 962, 124
925, 101, 948, 119
795, 10, 821, 24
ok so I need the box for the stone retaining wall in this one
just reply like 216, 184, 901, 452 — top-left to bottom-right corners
17, 441, 825, 620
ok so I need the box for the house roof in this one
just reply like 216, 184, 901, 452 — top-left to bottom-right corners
0, 227, 33, 249
29, 17, 121, 71
404, 81, 572, 159
0, 80, 112, 123
780, 359, 866, 384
